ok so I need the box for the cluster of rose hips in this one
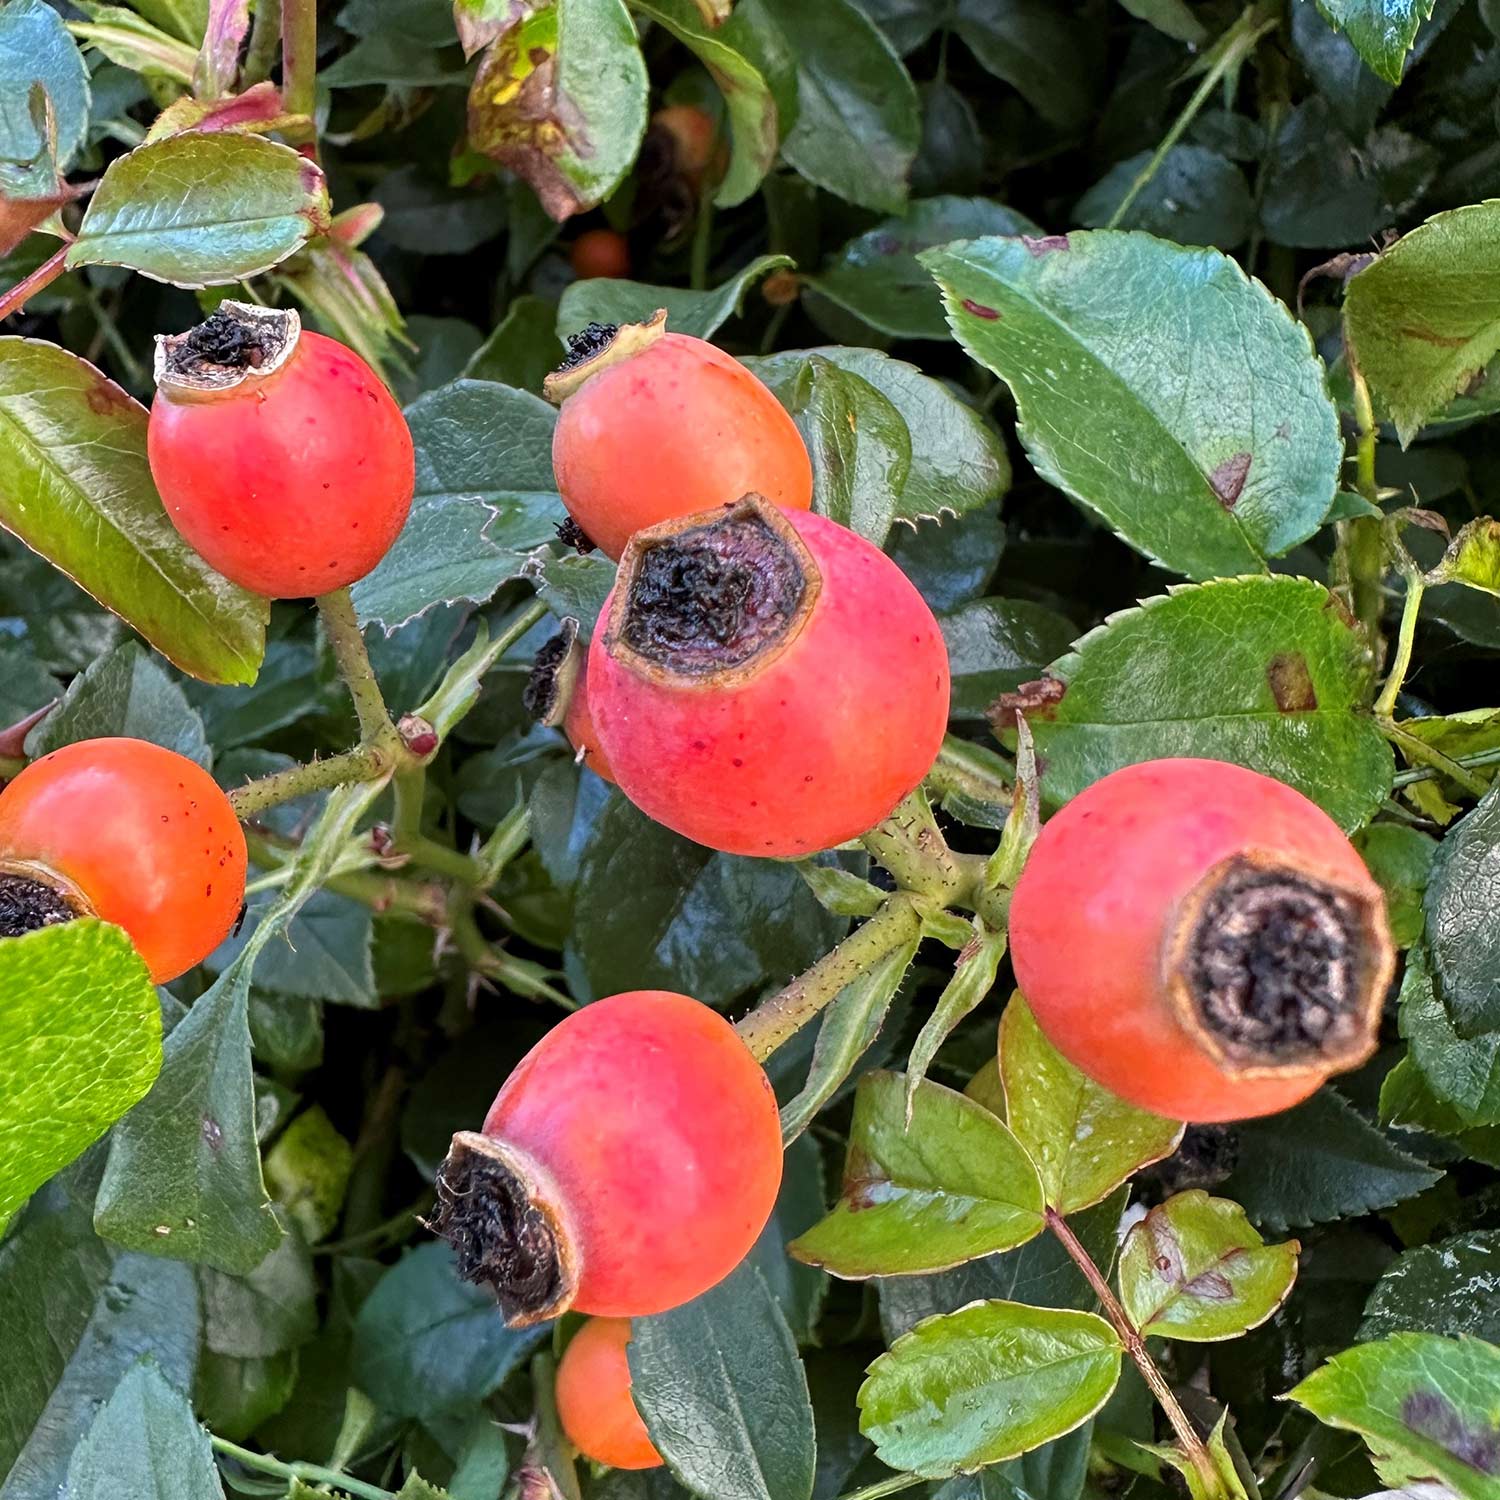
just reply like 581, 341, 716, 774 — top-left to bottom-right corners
0, 303, 1397, 1479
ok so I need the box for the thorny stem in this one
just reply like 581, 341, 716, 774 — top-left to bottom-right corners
229, 743, 394, 819
736, 895, 922, 1061
211, 1436, 393, 1500
1374, 572, 1425, 718
319, 589, 397, 748
859, 790, 971, 905
1337, 360, 1388, 659
1045, 1208, 1223, 1497
244, 828, 447, 920
0, 243, 71, 323
279, 0, 319, 146
1105, 6, 1276, 230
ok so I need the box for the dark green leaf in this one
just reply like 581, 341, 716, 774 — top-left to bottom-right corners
749, 1132, 828, 1342
351, 1243, 545, 1420
952, 0, 1097, 129
1399, 949, 1500, 1128
925, 233, 1342, 580
0, 339, 268, 686
791, 1070, 1044, 1277
1424, 780, 1500, 1036
68, 134, 330, 285
630, 1260, 816, 1500
1010, 576, 1392, 831
0, 0, 90, 173
1355, 823, 1436, 949
1359, 1231, 1500, 1343
1219, 1087, 1441, 1232
1313, 0, 1437, 82
557, 254, 793, 340
1075, 147, 1254, 250
942, 598, 1076, 721
858, 1300, 1121, 1477
200, 1224, 317, 1358
465, 295, 564, 392
0, 922, 160, 1237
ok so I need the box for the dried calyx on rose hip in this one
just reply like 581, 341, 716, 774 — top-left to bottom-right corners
522, 618, 614, 784
545, 310, 813, 560
556, 1318, 663, 1471
585, 494, 950, 857
147, 301, 415, 598
429, 990, 782, 1324
1007, 758, 1396, 1123
0, 737, 247, 982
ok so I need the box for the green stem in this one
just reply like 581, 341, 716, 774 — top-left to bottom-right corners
211, 1436, 393, 1500
736, 895, 922, 1061
859, 791, 970, 904
229, 744, 394, 820
1393, 744, 1500, 789
924, 734, 1013, 812
1045, 1208, 1223, 1497
241, 0, 281, 87
401, 833, 487, 886
1105, 6, 1276, 230
476, 801, 530, 885
1374, 574, 1424, 719
244, 829, 447, 920
1382, 720, 1491, 798
689, 189, 714, 290
318, 589, 396, 748
0, 243, 70, 323
449, 896, 573, 1006
1337, 359, 1387, 658
413, 599, 548, 737
834, 1475, 925, 1500
279, 0, 318, 141
314, 1192, 434, 1256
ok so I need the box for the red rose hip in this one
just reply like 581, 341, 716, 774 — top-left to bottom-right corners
431, 990, 782, 1323
546, 312, 812, 559
148, 302, 414, 597
556, 1318, 663, 1470
0, 737, 247, 982
1007, 758, 1395, 1122
586, 496, 950, 856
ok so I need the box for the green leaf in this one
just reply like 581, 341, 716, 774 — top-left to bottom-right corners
1424, 780, 1500, 1036
858, 1300, 1122, 1478
924, 232, 1342, 581
1219, 1086, 1441, 1233
941, 598, 1078, 722
1344, 202, 1500, 446
1288, 1332, 1500, 1500
755, 0, 920, 213
126, 0, 208, 45
749, 1132, 828, 1343
0, 640, 58, 726
810, 197, 1040, 341
200, 1223, 316, 1357
999, 992, 1182, 1214
792, 1070, 1044, 1277
1116, 0, 1207, 43
1313, 0, 1438, 82
195, 1349, 297, 1442
352, 380, 563, 631
904, 924, 1008, 1113
0, 339, 268, 686
1004, 576, 1392, 832
1139, 1412, 1255, 1500
1355, 823, 1436, 949
67, 133, 330, 285
566, 791, 844, 1007
0, 0, 91, 173
629, 1260, 816, 1500
1117, 1190, 1298, 1342
0, 922, 159, 1237
26, 641, 210, 766
351, 1243, 545, 1420
215, 888, 375, 1007
1360, 1231, 1500, 1344
0, 1158, 200, 1500
464, 295, 564, 391
64, 1361, 222, 1500
262, 1106, 354, 1244
1398, 948, 1500, 1128
778, 920, 921, 1144
743, 345, 1010, 536
557, 253, 793, 340
67, 5, 198, 85
1431, 518, 1500, 597
466, 0, 648, 220
93, 955, 283, 1274
952, 0, 1097, 130
631, 0, 777, 207
1075, 147, 1254, 252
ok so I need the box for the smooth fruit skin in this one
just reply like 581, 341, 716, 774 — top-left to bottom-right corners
570, 228, 632, 280
481, 990, 782, 1317
1007, 759, 1386, 1123
588, 509, 950, 857
149, 331, 414, 597
563, 673, 615, 785
556, 1319, 663, 1471
0, 738, 246, 982
551, 333, 812, 559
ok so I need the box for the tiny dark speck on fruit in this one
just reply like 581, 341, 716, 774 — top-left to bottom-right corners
732, 757, 744, 767
961, 299, 999, 320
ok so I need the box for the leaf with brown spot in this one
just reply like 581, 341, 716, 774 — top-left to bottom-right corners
1431, 518, 1500, 598
466, 0, 647, 222
988, 676, 1066, 731
1117, 1190, 1298, 1341
1210, 451, 1252, 509
1267, 650, 1318, 712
